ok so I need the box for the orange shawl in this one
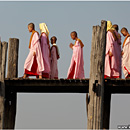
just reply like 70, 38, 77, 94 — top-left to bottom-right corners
122, 34, 130, 48
29, 30, 39, 49
108, 29, 118, 41
75, 38, 84, 48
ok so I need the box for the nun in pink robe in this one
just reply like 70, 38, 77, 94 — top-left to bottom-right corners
24, 30, 44, 76
104, 30, 121, 78
50, 43, 60, 79
122, 36, 130, 78
67, 40, 85, 79
117, 33, 122, 77
39, 23, 50, 78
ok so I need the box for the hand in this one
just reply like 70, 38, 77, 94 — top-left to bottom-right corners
33, 52, 36, 56
69, 43, 74, 49
109, 51, 113, 57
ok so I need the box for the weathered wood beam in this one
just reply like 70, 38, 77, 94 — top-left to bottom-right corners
3, 38, 19, 129
103, 90, 111, 129
0, 41, 8, 129
105, 79, 130, 94
4, 78, 89, 93
7, 38, 19, 79
87, 20, 107, 129
4, 78, 130, 93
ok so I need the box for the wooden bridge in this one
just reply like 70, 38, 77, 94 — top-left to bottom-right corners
0, 20, 129, 130
4, 78, 130, 94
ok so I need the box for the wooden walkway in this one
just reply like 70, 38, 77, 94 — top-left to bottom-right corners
4, 78, 130, 94
4, 78, 89, 93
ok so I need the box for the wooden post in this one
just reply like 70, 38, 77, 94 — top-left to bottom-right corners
86, 94, 89, 117
0, 41, 8, 129
87, 20, 107, 129
103, 89, 111, 129
7, 38, 19, 78
3, 38, 19, 129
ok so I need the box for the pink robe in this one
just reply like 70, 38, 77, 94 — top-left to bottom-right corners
40, 33, 50, 77
67, 40, 85, 79
104, 31, 121, 78
50, 45, 59, 79
122, 37, 130, 78
24, 32, 44, 75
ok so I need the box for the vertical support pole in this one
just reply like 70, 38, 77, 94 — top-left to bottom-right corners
7, 38, 19, 78
86, 93, 89, 117
87, 20, 107, 129
0, 41, 8, 129
103, 88, 111, 129
3, 38, 19, 129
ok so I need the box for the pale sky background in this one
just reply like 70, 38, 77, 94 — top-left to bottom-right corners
0, 1, 130, 129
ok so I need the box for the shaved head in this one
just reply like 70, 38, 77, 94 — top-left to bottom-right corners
112, 24, 119, 32
28, 23, 35, 30
51, 36, 57, 42
121, 27, 129, 37
71, 31, 78, 37
51, 36, 57, 44
121, 27, 128, 33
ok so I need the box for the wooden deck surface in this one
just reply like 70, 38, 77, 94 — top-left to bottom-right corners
4, 78, 130, 94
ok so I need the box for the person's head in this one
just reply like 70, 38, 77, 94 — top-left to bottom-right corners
51, 36, 57, 44
70, 31, 78, 40
121, 27, 128, 37
112, 24, 119, 32
28, 23, 35, 32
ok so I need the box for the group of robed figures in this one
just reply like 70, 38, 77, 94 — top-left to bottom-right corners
105, 21, 130, 79
23, 23, 85, 79
22, 21, 130, 79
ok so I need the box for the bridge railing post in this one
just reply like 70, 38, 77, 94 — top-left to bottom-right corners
103, 87, 111, 129
0, 41, 8, 129
87, 20, 107, 129
3, 38, 19, 129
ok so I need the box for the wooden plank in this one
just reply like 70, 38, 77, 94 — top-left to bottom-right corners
0, 41, 8, 129
87, 20, 107, 129
4, 79, 89, 93
105, 79, 130, 93
4, 78, 130, 93
3, 38, 19, 129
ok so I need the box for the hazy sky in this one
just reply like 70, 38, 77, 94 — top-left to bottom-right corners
0, 1, 130, 129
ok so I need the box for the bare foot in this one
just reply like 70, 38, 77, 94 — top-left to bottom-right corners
23, 74, 27, 79
39, 75, 42, 79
